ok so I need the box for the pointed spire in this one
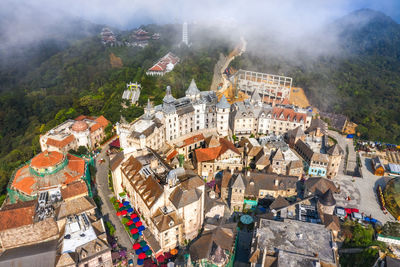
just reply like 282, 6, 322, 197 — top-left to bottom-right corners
146, 98, 152, 109
217, 95, 230, 109
144, 98, 153, 119
250, 89, 261, 104
186, 79, 200, 96
163, 85, 176, 104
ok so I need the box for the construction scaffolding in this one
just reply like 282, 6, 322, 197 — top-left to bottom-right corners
234, 69, 292, 100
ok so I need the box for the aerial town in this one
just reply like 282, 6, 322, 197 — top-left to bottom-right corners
2, 15, 400, 267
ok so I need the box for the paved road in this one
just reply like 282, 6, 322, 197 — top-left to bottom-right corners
328, 130, 355, 175
95, 148, 135, 263
354, 156, 395, 223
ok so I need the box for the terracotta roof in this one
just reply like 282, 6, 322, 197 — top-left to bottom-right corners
31, 151, 64, 169
11, 153, 86, 197
148, 53, 179, 72
65, 154, 86, 183
0, 202, 35, 231
74, 115, 95, 121
90, 115, 110, 133
219, 138, 240, 155
12, 175, 36, 195
61, 181, 88, 200
71, 121, 88, 132
46, 135, 75, 148
182, 133, 205, 147
195, 138, 240, 163
205, 135, 220, 148
166, 150, 178, 161
195, 146, 222, 162
272, 107, 307, 122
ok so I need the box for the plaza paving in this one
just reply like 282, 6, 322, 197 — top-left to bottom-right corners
332, 153, 395, 224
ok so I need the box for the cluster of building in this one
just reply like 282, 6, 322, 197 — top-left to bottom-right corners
117, 79, 342, 180
131, 28, 160, 48
0, 148, 110, 266
101, 28, 116, 46
146, 52, 180, 76
103, 75, 351, 266
40, 115, 110, 153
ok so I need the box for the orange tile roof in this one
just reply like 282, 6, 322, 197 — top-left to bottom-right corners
11, 153, 87, 197
272, 107, 307, 122
182, 133, 205, 147
61, 181, 88, 200
66, 154, 85, 176
12, 175, 36, 195
46, 135, 75, 148
167, 150, 178, 161
0, 204, 35, 231
90, 115, 110, 133
30, 151, 64, 169
219, 138, 240, 155
195, 146, 222, 162
75, 115, 95, 121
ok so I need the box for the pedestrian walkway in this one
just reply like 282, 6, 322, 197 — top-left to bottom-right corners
95, 148, 136, 264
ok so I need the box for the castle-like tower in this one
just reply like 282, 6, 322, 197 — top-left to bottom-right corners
182, 22, 189, 46
216, 95, 230, 137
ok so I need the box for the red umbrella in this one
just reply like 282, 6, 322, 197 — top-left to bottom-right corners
116, 211, 121, 216
135, 221, 143, 227
138, 253, 146, 260
121, 210, 128, 215
130, 213, 138, 219
157, 255, 165, 263
119, 203, 124, 208
126, 220, 134, 226
132, 243, 141, 250
130, 228, 138, 234
164, 252, 171, 259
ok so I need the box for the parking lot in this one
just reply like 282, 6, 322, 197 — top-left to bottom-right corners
333, 156, 395, 224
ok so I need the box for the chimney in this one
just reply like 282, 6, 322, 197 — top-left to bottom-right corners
247, 171, 250, 177
274, 179, 279, 186
44, 150, 49, 157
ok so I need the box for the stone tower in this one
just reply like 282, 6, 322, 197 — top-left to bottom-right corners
216, 95, 230, 137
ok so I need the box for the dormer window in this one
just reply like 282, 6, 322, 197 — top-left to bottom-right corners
80, 249, 88, 258
95, 242, 102, 252
168, 220, 174, 227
